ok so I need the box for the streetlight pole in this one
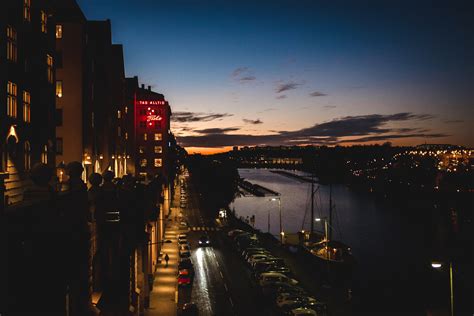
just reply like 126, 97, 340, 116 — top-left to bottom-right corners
269, 196, 283, 244
431, 261, 454, 316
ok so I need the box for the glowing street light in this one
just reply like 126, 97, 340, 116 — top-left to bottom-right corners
431, 261, 454, 316
269, 196, 283, 244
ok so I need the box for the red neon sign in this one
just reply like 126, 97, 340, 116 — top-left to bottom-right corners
136, 100, 165, 106
147, 115, 162, 121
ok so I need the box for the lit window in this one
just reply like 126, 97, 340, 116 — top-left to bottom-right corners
154, 133, 162, 141
125, 132, 128, 140
143, 133, 147, 141
56, 25, 62, 39
23, 0, 31, 22
41, 11, 47, 33
56, 81, 63, 97
6, 26, 17, 62
23, 90, 31, 122
154, 146, 162, 154
7, 81, 17, 118
140, 159, 147, 167
139, 146, 145, 154
154, 159, 162, 167
125, 106, 128, 114
41, 145, 48, 164
56, 138, 63, 155
117, 110, 121, 118
24, 142, 31, 170
47, 55, 53, 83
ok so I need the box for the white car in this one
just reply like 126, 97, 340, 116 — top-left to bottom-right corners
247, 254, 270, 266
276, 295, 317, 308
258, 272, 298, 287
289, 307, 318, 316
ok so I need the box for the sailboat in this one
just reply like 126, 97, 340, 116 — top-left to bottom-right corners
302, 176, 354, 266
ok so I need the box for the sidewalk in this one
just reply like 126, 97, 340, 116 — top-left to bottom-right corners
145, 205, 180, 316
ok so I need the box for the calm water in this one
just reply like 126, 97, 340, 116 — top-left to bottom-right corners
231, 168, 436, 313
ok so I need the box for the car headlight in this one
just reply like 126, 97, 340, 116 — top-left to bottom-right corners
206, 241, 210, 244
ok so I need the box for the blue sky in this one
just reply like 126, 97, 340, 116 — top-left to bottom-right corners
77, 0, 473, 152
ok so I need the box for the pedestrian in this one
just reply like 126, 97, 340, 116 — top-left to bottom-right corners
164, 253, 170, 267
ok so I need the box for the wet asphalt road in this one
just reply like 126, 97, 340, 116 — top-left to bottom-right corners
177, 176, 266, 316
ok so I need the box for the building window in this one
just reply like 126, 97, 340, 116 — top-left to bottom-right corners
139, 121, 146, 128
154, 146, 162, 154
154, 133, 162, 141
143, 133, 147, 141
56, 25, 62, 38
140, 159, 147, 167
47, 55, 54, 83
7, 81, 17, 118
23, 90, 31, 122
41, 11, 47, 33
41, 145, 48, 164
56, 138, 63, 155
55, 108, 63, 126
125, 132, 128, 140
56, 81, 63, 97
24, 142, 31, 170
24, 0, 31, 22
125, 106, 128, 114
117, 110, 121, 119
139, 146, 145, 154
154, 159, 162, 167
117, 126, 121, 137
7, 26, 17, 62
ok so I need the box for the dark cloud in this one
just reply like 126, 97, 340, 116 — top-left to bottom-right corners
176, 112, 441, 148
172, 111, 233, 123
195, 127, 240, 134
231, 67, 248, 78
444, 119, 464, 124
243, 118, 263, 125
275, 82, 301, 93
309, 91, 327, 97
239, 76, 256, 82
276, 95, 287, 99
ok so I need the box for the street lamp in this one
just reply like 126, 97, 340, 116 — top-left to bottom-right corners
315, 217, 329, 242
269, 196, 283, 244
431, 261, 454, 316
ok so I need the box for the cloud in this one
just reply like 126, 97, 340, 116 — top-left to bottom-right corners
172, 111, 233, 123
323, 105, 337, 109
276, 95, 287, 99
275, 81, 301, 93
309, 91, 327, 97
176, 112, 441, 148
444, 119, 464, 124
243, 118, 263, 125
195, 127, 240, 134
239, 76, 256, 82
232, 67, 249, 78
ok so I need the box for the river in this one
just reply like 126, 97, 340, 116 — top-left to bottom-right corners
230, 168, 448, 315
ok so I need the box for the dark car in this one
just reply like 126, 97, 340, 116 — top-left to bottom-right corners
178, 257, 193, 270
181, 302, 198, 315
198, 235, 211, 246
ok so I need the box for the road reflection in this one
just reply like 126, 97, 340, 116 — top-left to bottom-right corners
191, 247, 215, 315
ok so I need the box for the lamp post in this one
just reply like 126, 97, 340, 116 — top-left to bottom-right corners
315, 217, 329, 242
269, 196, 282, 244
431, 261, 454, 316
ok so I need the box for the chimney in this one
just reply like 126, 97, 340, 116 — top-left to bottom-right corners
141, 84, 145, 89
148, 85, 151, 91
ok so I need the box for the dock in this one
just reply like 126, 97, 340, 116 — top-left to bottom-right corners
238, 179, 279, 197
271, 170, 317, 183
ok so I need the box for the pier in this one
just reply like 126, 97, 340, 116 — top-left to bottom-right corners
271, 170, 317, 183
237, 179, 279, 196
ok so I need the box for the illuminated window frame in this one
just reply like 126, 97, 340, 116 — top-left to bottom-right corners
7, 81, 17, 118
56, 81, 63, 98
154, 158, 162, 167
139, 146, 145, 154
56, 25, 62, 39
154, 133, 162, 141
117, 110, 121, 119
6, 26, 17, 62
143, 133, 148, 141
23, 0, 31, 22
24, 142, 31, 170
23, 90, 31, 122
140, 159, 147, 167
47, 55, 54, 83
154, 146, 162, 154
41, 145, 48, 164
41, 11, 47, 33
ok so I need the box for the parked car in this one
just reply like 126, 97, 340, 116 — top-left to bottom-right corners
180, 249, 191, 258
258, 272, 298, 287
277, 295, 317, 308
178, 269, 192, 286
198, 235, 211, 246
178, 257, 193, 270
241, 247, 265, 258
181, 302, 198, 315
286, 307, 317, 316
247, 253, 271, 266
243, 249, 269, 261
180, 244, 191, 252
178, 234, 187, 240
178, 239, 190, 246
227, 229, 245, 238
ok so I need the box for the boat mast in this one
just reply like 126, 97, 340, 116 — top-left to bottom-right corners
329, 183, 333, 241
310, 173, 314, 234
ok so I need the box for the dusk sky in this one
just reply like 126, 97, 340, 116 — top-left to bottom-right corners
76, 0, 473, 154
